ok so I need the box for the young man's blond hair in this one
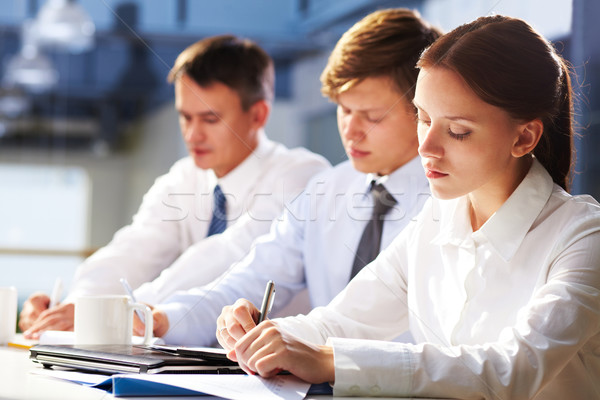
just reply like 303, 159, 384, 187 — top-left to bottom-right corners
321, 8, 441, 102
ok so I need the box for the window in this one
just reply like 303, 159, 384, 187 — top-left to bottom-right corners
0, 164, 90, 305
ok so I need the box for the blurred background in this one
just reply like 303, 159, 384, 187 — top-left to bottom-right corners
0, 0, 597, 305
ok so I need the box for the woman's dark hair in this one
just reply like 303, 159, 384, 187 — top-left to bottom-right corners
418, 15, 574, 191
168, 35, 274, 110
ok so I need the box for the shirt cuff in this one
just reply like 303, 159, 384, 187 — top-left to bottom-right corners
328, 337, 413, 397
157, 302, 193, 345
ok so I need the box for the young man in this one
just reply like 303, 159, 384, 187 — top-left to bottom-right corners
146, 9, 441, 345
19, 35, 329, 338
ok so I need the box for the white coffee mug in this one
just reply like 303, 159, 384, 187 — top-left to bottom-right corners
0, 286, 17, 344
74, 295, 153, 345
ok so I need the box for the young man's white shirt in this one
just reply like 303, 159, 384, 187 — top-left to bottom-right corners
276, 159, 600, 399
67, 131, 330, 304
158, 156, 429, 345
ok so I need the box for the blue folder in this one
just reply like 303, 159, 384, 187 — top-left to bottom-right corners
87, 375, 332, 397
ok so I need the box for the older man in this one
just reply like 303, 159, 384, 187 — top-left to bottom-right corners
20, 35, 329, 338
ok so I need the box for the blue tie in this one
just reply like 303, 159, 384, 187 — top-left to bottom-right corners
207, 184, 227, 236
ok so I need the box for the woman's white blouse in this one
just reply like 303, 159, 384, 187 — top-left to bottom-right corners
276, 159, 600, 399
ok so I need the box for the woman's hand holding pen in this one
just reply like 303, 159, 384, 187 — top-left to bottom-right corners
235, 319, 335, 383
216, 298, 335, 384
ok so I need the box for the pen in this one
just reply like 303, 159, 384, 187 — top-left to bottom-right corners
49, 277, 63, 309
120, 278, 145, 324
257, 280, 275, 324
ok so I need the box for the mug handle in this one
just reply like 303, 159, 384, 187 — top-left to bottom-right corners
130, 303, 153, 344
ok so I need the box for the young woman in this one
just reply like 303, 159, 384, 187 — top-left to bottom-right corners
217, 15, 600, 399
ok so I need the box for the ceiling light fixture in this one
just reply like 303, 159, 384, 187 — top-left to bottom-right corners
32, 0, 96, 53
2, 21, 59, 93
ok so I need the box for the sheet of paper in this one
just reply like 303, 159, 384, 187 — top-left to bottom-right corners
118, 374, 311, 400
7, 333, 38, 349
6, 329, 75, 347
177, 345, 227, 354
30, 368, 109, 385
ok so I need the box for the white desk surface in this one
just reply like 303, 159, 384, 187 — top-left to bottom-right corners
1, 345, 110, 400
0, 345, 441, 400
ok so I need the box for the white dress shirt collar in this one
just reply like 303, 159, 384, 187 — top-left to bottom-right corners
365, 156, 425, 197
433, 158, 553, 262
207, 130, 274, 204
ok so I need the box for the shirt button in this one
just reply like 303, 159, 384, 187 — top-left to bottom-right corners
370, 385, 381, 394
349, 385, 360, 393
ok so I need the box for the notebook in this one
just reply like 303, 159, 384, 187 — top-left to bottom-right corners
29, 344, 242, 374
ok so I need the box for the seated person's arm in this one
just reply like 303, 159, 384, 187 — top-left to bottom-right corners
20, 161, 191, 338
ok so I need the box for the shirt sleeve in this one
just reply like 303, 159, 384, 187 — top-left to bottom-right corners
274, 224, 413, 345
158, 186, 316, 346
133, 206, 277, 305
65, 161, 189, 302
133, 150, 329, 305
279, 215, 600, 399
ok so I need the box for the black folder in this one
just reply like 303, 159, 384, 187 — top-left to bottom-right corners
29, 344, 242, 375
